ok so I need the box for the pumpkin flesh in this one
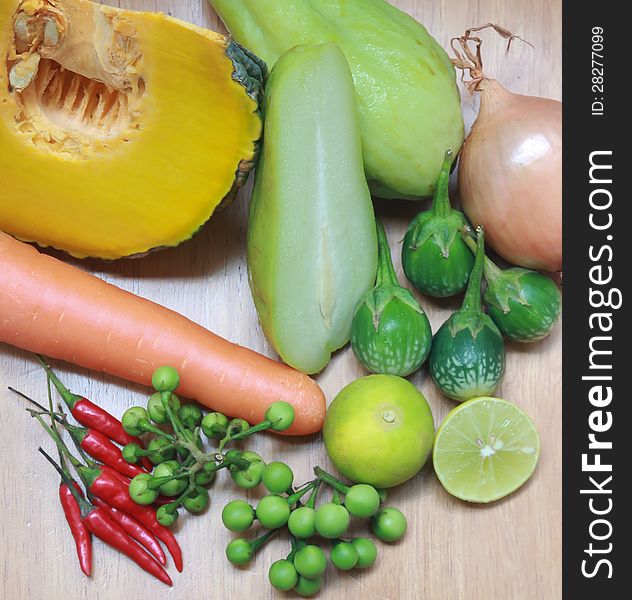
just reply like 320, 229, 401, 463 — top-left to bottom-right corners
1, 0, 264, 258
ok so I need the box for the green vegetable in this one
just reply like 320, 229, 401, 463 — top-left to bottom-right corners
200, 411, 228, 439
402, 150, 474, 297
153, 460, 187, 497
256, 495, 292, 529
462, 232, 561, 342
156, 505, 178, 527
209, 0, 463, 198
214, 461, 409, 594
487, 270, 560, 342
128, 473, 159, 506
121, 443, 142, 464
288, 507, 316, 539
222, 500, 256, 533
268, 559, 299, 591
227, 418, 249, 436
314, 503, 350, 539
182, 486, 209, 513
178, 404, 203, 429
293, 545, 327, 579
225, 539, 253, 565
313, 469, 382, 518
330, 541, 359, 571
429, 228, 506, 401
262, 462, 294, 494
225, 530, 278, 566
151, 366, 180, 392
121, 406, 150, 437
370, 507, 407, 542
194, 469, 216, 486
230, 451, 266, 489
256, 482, 320, 529
247, 43, 377, 374
351, 537, 378, 569
265, 401, 296, 432
146, 437, 175, 465
351, 220, 432, 376
344, 484, 381, 518
147, 392, 180, 424
294, 575, 323, 597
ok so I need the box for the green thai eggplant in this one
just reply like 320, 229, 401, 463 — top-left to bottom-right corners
350, 220, 432, 377
462, 233, 562, 342
402, 150, 474, 297
429, 227, 505, 401
209, 0, 464, 199
247, 44, 377, 374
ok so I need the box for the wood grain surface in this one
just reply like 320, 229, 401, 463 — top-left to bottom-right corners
0, 1, 562, 599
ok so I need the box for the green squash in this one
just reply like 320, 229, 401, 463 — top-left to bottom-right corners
247, 43, 377, 374
429, 228, 505, 401
351, 220, 432, 377
402, 150, 474, 297
209, 0, 464, 198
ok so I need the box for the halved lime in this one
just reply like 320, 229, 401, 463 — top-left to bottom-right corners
433, 397, 540, 503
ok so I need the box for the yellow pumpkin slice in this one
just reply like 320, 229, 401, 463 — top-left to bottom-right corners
0, 0, 264, 258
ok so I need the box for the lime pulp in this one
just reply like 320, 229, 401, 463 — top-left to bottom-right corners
432, 397, 540, 503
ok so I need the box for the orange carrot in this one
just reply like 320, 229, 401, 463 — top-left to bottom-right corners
0, 232, 325, 435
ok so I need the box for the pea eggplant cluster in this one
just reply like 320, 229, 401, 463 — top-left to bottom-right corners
222, 465, 407, 597
350, 149, 561, 402
118, 367, 295, 528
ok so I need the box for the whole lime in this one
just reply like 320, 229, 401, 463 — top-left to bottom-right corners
323, 374, 434, 487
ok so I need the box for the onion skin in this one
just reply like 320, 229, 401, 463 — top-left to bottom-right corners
458, 79, 562, 272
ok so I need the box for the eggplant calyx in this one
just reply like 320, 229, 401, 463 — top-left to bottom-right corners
484, 268, 534, 314
447, 309, 500, 341
406, 210, 468, 258
357, 285, 424, 333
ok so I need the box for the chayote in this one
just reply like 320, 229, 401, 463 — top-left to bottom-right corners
210, 0, 464, 198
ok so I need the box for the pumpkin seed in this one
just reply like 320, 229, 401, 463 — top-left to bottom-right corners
9, 53, 41, 92
13, 14, 33, 45
43, 18, 60, 47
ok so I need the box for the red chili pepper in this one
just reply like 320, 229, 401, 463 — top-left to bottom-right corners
92, 497, 166, 565
39, 357, 153, 470
101, 464, 131, 487
83, 465, 183, 572
39, 448, 172, 586
63, 421, 148, 479
85, 507, 172, 585
59, 482, 92, 577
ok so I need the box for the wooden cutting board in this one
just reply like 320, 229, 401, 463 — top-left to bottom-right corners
0, 1, 561, 598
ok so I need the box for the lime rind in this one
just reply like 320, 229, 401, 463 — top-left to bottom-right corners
433, 397, 540, 503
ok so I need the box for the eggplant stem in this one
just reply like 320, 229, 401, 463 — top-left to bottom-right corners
375, 220, 399, 288
461, 226, 502, 281
430, 149, 455, 219
462, 226, 485, 312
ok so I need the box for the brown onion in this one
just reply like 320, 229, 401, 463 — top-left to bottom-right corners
453, 25, 562, 273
